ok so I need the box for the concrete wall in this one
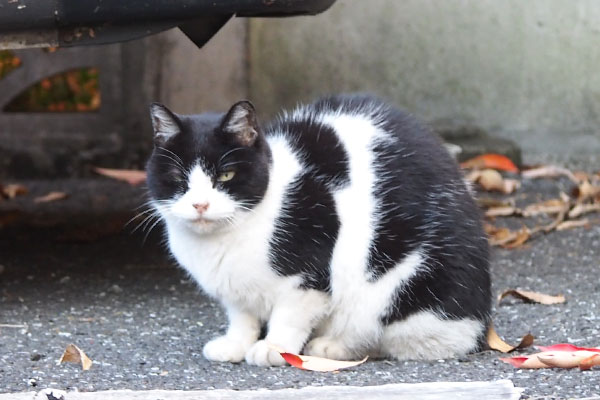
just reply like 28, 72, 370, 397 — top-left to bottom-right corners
153, 19, 248, 114
248, 0, 600, 165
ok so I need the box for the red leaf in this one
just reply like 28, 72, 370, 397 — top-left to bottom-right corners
460, 154, 519, 173
280, 352, 304, 369
500, 356, 529, 368
536, 343, 600, 353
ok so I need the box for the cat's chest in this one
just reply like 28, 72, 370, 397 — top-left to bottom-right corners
165, 220, 293, 315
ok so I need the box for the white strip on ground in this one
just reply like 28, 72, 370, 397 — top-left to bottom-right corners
0, 380, 522, 400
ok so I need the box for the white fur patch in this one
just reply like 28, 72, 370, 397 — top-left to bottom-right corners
380, 311, 483, 360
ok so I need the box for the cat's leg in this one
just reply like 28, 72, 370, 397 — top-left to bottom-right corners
245, 289, 329, 367
203, 303, 260, 363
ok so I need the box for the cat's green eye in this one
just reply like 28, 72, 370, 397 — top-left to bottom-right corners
217, 170, 236, 182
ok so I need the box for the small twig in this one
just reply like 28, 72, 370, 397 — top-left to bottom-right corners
0, 324, 27, 328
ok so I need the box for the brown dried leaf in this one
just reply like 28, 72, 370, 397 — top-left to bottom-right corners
34, 191, 69, 203
93, 167, 147, 186
556, 219, 590, 231
468, 169, 519, 194
569, 203, 600, 218
572, 180, 600, 202
477, 197, 516, 208
522, 165, 579, 183
487, 324, 534, 353
502, 227, 530, 249
522, 198, 569, 217
58, 343, 92, 370
2, 184, 28, 199
498, 289, 566, 305
485, 206, 519, 218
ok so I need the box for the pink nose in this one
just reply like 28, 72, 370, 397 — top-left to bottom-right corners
192, 202, 209, 213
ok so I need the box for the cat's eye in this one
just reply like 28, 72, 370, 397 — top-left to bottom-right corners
217, 170, 236, 182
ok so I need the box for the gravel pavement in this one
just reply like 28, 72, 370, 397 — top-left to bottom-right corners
0, 178, 599, 399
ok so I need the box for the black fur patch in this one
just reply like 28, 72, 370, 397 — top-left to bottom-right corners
268, 174, 339, 291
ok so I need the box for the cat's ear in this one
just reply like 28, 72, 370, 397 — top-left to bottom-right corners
150, 103, 181, 145
220, 100, 259, 147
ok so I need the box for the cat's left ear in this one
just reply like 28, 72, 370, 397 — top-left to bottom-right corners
150, 103, 181, 145
220, 100, 259, 147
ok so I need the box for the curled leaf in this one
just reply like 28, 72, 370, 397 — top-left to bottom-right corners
467, 169, 519, 194
522, 165, 579, 183
460, 154, 519, 173
93, 167, 147, 186
500, 354, 549, 369
34, 191, 69, 203
536, 343, 600, 353
486, 324, 534, 353
572, 179, 600, 201
522, 198, 569, 217
2, 183, 28, 199
537, 351, 599, 369
268, 343, 367, 372
556, 219, 590, 231
579, 354, 600, 370
498, 289, 565, 305
485, 206, 519, 218
58, 343, 92, 370
569, 203, 600, 218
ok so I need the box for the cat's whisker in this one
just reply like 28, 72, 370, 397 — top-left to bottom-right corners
218, 147, 245, 164
142, 217, 163, 244
157, 146, 185, 166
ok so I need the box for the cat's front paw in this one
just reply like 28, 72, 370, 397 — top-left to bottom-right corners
203, 336, 248, 363
305, 336, 353, 360
245, 340, 286, 367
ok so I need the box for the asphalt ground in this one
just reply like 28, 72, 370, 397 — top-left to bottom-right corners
0, 177, 599, 399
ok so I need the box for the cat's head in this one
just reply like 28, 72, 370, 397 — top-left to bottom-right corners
146, 100, 271, 234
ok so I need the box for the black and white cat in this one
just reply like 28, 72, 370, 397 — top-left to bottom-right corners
146, 94, 491, 366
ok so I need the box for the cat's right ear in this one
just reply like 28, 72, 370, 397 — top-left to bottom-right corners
150, 103, 181, 145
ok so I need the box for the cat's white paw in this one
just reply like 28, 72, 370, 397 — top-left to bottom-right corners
245, 340, 286, 367
305, 336, 353, 360
203, 336, 248, 363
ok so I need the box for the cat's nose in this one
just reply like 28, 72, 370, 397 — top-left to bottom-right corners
192, 202, 209, 214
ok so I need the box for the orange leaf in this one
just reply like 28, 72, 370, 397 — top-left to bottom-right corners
500, 354, 549, 369
460, 154, 519, 173
94, 167, 147, 186
579, 354, 600, 370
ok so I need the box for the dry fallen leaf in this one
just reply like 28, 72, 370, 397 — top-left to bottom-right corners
485, 206, 519, 218
93, 167, 147, 186
34, 191, 69, 203
486, 324, 534, 353
267, 343, 367, 372
467, 169, 520, 194
498, 289, 566, 305
569, 203, 600, 218
579, 354, 600, 371
501, 227, 530, 249
58, 343, 92, 370
280, 352, 368, 372
522, 198, 569, 217
572, 179, 600, 202
556, 219, 590, 231
460, 154, 519, 173
2, 183, 28, 199
522, 165, 579, 183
